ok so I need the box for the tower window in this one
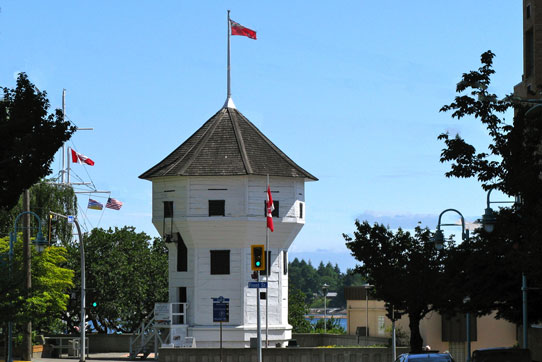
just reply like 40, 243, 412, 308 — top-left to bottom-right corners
177, 233, 187, 272
209, 200, 225, 216
210, 250, 230, 275
526, 28, 534, 78
527, 3, 531, 19
283, 251, 288, 275
299, 202, 304, 219
164, 201, 173, 218
264, 201, 279, 217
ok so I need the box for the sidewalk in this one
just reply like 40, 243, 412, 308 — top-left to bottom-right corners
31, 352, 155, 362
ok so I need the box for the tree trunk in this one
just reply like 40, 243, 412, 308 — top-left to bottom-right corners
409, 314, 424, 353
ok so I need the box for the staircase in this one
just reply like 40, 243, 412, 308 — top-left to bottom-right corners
129, 303, 188, 359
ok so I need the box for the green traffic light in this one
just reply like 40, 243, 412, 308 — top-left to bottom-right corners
92, 302, 97, 307
256, 261, 261, 267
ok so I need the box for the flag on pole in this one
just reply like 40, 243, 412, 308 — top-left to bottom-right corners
71, 149, 95, 166
266, 185, 274, 232
106, 197, 123, 210
230, 20, 257, 39
88, 199, 103, 210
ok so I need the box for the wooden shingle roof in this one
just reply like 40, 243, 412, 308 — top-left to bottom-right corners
139, 105, 318, 180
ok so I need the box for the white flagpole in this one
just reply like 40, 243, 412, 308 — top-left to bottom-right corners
227, 10, 231, 100
266, 174, 269, 347
61, 89, 66, 183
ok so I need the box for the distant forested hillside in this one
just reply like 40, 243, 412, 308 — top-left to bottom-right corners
288, 258, 364, 308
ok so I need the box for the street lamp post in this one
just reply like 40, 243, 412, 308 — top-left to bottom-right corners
50, 211, 86, 362
362, 283, 373, 346
322, 283, 329, 334
432, 209, 470, 360
480, 190, 528, 349
7, 211, 48, 362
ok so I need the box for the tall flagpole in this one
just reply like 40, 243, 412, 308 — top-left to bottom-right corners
266, 174, 270, 347
227, 10, 231, 99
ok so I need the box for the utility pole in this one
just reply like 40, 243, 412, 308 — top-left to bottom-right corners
22, 190, 32, 361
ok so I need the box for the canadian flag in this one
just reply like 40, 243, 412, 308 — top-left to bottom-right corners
266, 185, 274, 232
71, 149, 95, 166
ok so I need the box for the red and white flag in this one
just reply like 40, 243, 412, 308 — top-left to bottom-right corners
71, 149, 95, 166
266, 185, 274, 232
230, 20, 257, 40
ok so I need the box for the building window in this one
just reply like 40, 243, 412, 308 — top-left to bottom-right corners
260, 250, 272, 276
527, 3, 531, 19
209, 200, 225, 216
177, 233, 187, 272
299, 202, 304, 219
260, 292, 266, 300
264, 201, 279, 217
378, 316, 386, 335
164, 201, 173, 218
174, 287, 186, 324
210, 250, 230, 275
526, 28, 534, 78
283, 251, 288, 275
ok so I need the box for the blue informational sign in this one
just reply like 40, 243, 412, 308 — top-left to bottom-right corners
248, 282, 268, 288
213, 296, 229, 323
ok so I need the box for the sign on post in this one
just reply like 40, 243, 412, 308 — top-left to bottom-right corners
212, 297, 230, 322
67, 215, 75, 224
154, 303, 171, 323
248, 282, 268, 288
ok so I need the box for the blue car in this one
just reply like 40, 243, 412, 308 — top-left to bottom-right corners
395, 353, 455, 362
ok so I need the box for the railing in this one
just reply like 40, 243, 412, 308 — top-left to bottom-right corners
43, 336, 89, 358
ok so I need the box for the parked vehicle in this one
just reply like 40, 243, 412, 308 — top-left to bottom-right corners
395, 353, 455, 361
471, 347, 531, 362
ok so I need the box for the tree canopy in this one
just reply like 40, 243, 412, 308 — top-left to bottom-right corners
0, 73, 75, 211
0, 235, 74, 333
438, 51, 542, 324
344, 222, 448, 353
63, 226, 168, 333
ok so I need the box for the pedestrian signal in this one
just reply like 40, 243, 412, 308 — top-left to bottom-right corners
251, 245, 265, 271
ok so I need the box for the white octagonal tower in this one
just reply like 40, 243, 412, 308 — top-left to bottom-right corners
139, 101, 317, 347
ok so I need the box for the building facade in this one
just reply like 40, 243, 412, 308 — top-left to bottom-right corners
140, 101, 317, 347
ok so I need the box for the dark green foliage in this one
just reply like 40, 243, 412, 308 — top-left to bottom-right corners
0, 73, 75, 211
288, 289, 312, 333
439, 51, 542, 324
288, 258, 363, 307
344, 222, 447, 353
0, 180, 77, 244
312, 317, 345, 334
64, 226, 168, 333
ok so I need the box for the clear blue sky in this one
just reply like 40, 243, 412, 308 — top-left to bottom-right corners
0, 1, 522, 271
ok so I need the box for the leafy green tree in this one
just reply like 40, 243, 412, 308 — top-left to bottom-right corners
288, 288, 312, 333
64, 226, 168, 333
344, 222, 447, 353
0, 235, 74, 333
438, 50, 542, 324
0, 180, 77, 244
0, 73, 75, 211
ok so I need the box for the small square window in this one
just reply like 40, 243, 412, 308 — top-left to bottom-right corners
260, 292, 266, 300
264, 201, 279, 217
164, 201, 173, 218
210, 250, 230, 275
209, 200, 225, 216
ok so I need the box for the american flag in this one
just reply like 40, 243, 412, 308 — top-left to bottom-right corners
106, 197, 123, 210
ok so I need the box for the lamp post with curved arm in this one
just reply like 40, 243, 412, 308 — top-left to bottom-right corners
479, 189, 528, 349
432, 208, 471, 361
7, 211, 48, 362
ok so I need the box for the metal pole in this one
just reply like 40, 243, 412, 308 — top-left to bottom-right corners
227, 10, 231, 99
392, 306, 396, 361
522, 273, 528, 349
466, 312, 471, 362
7, 232, 14, 362
256, 273, 262, 362
365, 290, 368, 346
61, 89, 66, 183
220, 321, 223, 362
22, 190, 32, 361
74, 219, 86, 362
67, 146, 71, 184
324, 290, 327, 333
265, 175, 269, 347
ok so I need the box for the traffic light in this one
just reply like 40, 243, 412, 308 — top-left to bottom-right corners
251, 245, 265, 271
